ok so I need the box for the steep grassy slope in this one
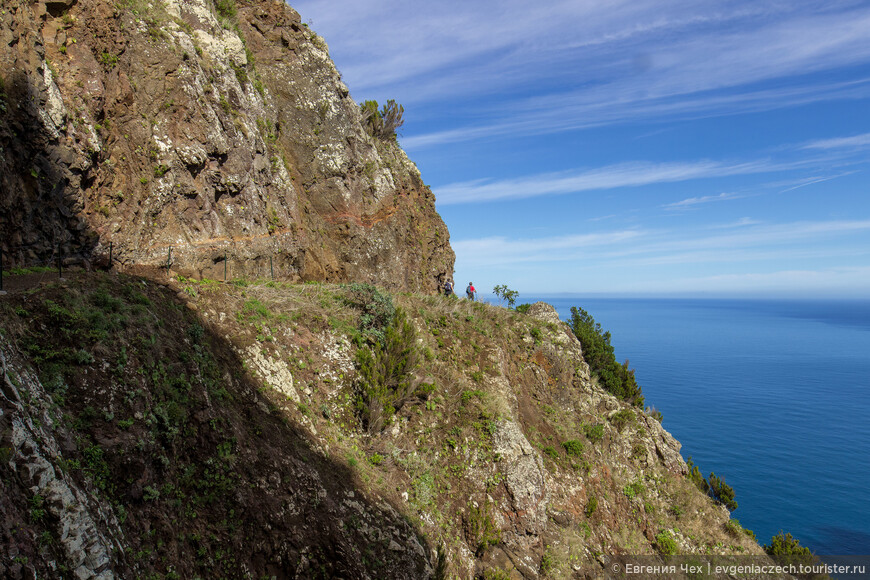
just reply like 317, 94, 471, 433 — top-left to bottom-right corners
0, 271, 766, 579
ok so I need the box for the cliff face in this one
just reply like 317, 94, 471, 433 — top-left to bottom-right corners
0, 0, 453, 292
0, 2, 774, 578
0, 273, 766, 579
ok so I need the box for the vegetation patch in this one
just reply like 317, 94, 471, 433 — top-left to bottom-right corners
214, 0, 237, 21
686, 458, 738, 511
0, 272, 776, 577
609, 408, 636, 431
583, 423, 604, 443
359, 99, 404, 140
561, 439, 584, 457
342, 283, 395, 344
465, 501, 501, 555
764, 531, 812, 558
355, 308, 420, 432
655, 530, 678, 555
569, 306, 644, 405
585, 496, 598, 518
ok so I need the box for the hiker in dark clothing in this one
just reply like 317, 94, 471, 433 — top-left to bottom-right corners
443, 279, 454, 296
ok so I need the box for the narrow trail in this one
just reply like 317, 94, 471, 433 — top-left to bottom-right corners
0, 270, 82, 295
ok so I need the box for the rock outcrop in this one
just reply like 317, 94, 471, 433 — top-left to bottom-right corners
0, 0, 454, 292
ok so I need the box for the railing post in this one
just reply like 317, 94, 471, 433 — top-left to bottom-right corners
58, 249, 63, 279
167, 246, 172, 273
270, 256, 274, 280
108, 242, 113, 267
0, 248, 4, 291
224, 252, 227, 282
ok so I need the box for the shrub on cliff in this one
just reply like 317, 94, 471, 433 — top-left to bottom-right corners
355, 307, 420, 432
569, 306, 644, 406
214, 0, 237, 21
764, 532, 816, 569
360, 99, 404, 140
687, 458, 738, 511
492, 284, 519, 308
343, 283, 396, 344
708, 472, 738, 511
686, 457, 710, 494
764, 531, 813, 555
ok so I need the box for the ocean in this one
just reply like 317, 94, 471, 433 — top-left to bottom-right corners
521, 296, 870, 555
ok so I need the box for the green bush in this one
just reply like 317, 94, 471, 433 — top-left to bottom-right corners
29, 494, 46, 523
764, 531, 812, 557
359, 99, 404, 139
623, 480, 645, 500
515, 303, 531, 314
645, 405, 663, 422
609, 408, 635, 431
569, 306, 644, 405
355, 308, 419, 432
492, 285, 519, 308
465, 501, 501, 555
540, 546, 557, 576
460, 389, 485, 404
214, 0, 237, 20
686, 458, 738, 511
238, 298, 271, 321
585, 496, 598, 517
561, 440, 584, 457
725, 519, 752, 538
686, 457, 710, 494
655, 531, 678, 555
708, 472, 737, 511
583, 423, 604, 443
343, 283, 395, 344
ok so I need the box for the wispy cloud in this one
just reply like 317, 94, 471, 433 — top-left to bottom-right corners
663, 192, 745, 210
711, 217, 762, 228
296, 0, 870, 147
435, 160, 781, 205
803, 132, 870, 150
635, 219, 870, 255
656, 266, 870, 296
776, 172, 856, 193
403, 78, 870, 150
452, 230, 645, 266
453, 219, 870, 268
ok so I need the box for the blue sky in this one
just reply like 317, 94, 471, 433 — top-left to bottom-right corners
291, 0, 870, 297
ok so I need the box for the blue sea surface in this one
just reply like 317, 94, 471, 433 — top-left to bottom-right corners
523, 297, 870, 555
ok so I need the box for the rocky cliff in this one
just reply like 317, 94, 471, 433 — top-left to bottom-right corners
1, 1, 783, 578
0, 0, 453, 292
0, 272, 769, 579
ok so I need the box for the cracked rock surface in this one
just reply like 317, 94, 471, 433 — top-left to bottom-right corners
0, 0, 453, 293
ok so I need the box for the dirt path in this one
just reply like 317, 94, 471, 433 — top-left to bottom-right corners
0, 270, 83, 294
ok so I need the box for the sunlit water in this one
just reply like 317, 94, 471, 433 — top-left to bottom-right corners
521, 297, 870, 555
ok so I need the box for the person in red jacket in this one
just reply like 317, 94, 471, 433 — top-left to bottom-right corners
465, 282, 476, 301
